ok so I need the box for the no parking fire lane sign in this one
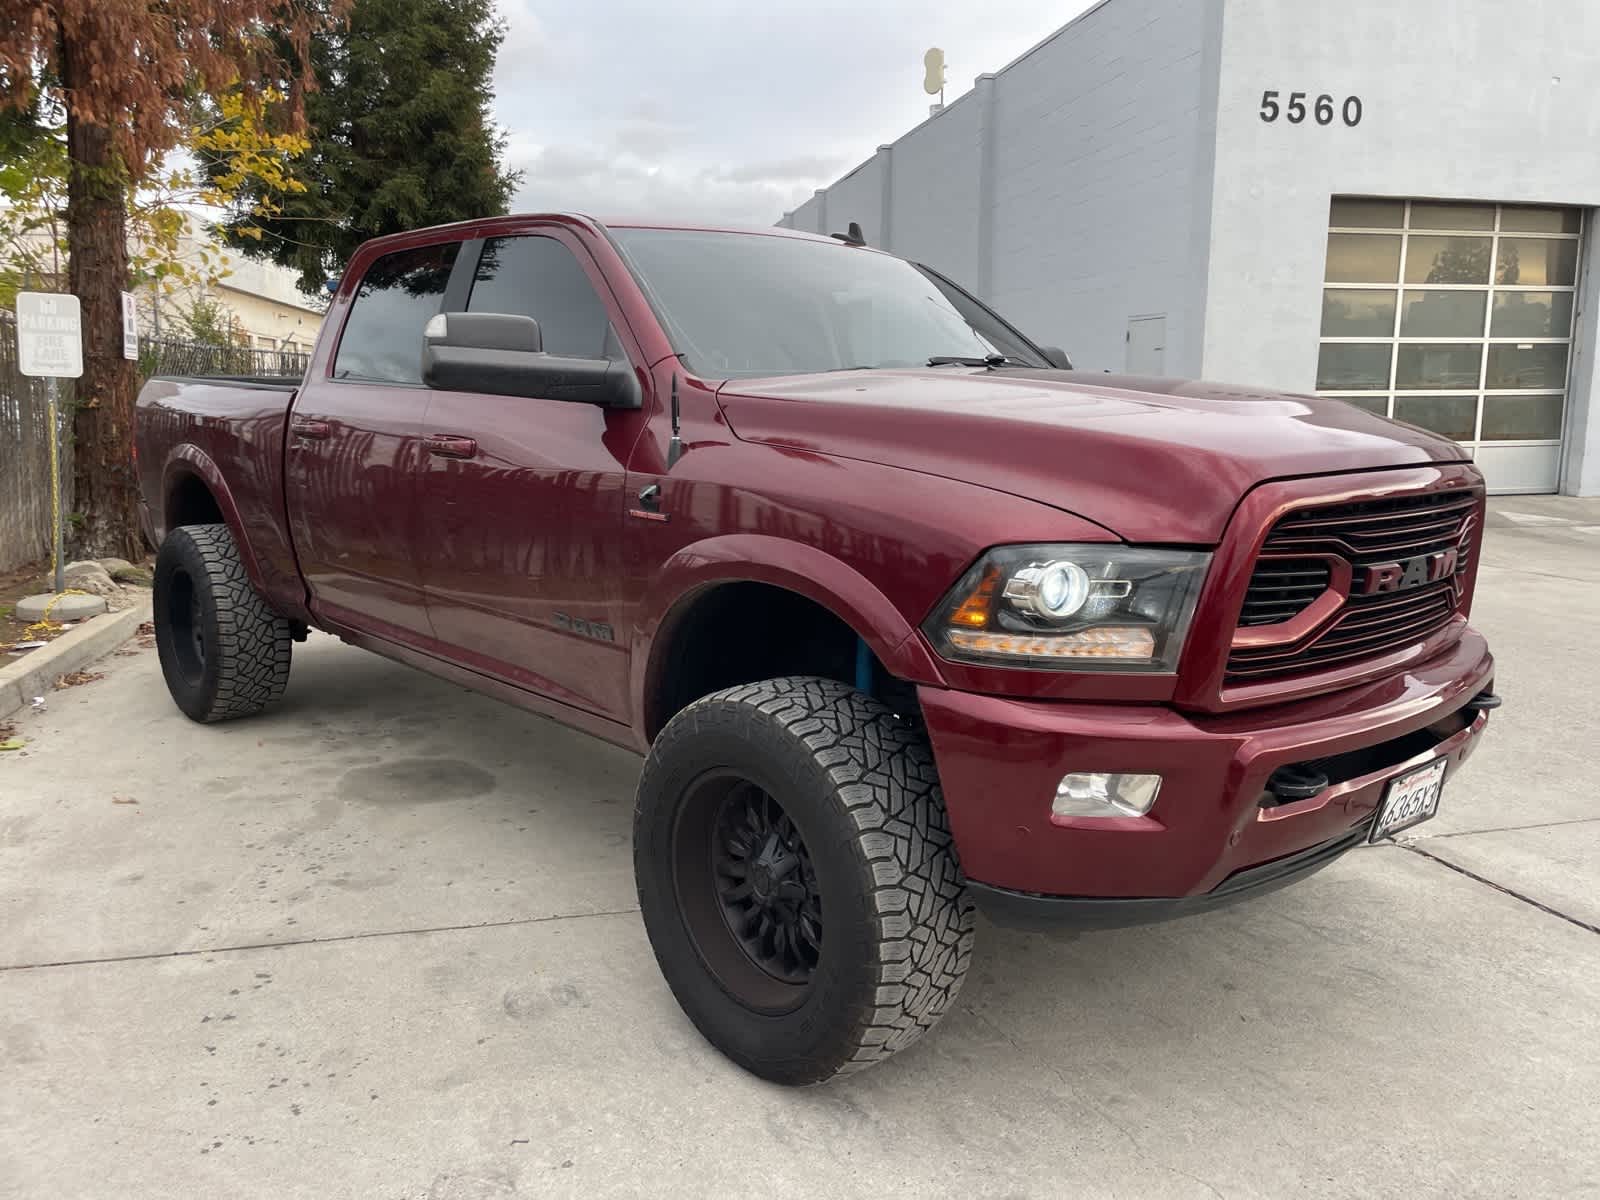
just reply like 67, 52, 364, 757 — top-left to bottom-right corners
14, 292, 84, 379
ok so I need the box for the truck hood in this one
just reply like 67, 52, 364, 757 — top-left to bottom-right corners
715, 368, 1471, 543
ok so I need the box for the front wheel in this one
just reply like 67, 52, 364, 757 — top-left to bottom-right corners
634, 677, 974, 1085
153, 523, 292, 723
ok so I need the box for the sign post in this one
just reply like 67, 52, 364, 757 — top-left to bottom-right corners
14, 292, 84, 595
47, 378, 63, 593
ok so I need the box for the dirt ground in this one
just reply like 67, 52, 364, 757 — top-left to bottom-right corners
0, 559, 53, 646
0, 556, 153, 650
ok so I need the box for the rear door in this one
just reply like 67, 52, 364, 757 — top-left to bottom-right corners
287, 239, 465, 640
415, 230, 652, 720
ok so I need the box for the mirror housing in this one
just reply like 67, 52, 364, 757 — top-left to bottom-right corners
1038, 345, 1074, 370
421, 311, 641, 408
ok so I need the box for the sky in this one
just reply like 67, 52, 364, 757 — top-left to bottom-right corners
491, 0, 1098, 227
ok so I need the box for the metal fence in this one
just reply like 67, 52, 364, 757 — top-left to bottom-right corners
137, 337, 309, 381
0, 310, 71, 574
0, 311, 309, 573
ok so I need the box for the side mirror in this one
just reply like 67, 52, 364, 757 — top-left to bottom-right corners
421, 311, 641, 408
1038, 345, 1073, 370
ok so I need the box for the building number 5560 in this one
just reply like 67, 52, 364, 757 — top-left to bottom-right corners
1260, 90, 1362, 127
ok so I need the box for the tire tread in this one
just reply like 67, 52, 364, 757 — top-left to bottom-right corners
644, 676, 974, 1080
164, 524, 291, 722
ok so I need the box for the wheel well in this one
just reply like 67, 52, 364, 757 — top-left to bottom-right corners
648, 583, 896, 740
167, 473, 224, 529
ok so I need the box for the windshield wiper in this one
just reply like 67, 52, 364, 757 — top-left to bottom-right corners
926, 353, 1032, 369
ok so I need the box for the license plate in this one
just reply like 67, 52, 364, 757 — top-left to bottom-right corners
1371, 758, 1447, 842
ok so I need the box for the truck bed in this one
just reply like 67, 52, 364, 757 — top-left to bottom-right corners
135, 374, 308, 622
148, 374, 301, 390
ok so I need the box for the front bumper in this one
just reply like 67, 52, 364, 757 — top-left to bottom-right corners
919, 628, 1494, 928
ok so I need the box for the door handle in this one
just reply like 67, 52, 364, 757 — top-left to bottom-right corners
426, 434, 478, 460
290, 417, 331, 440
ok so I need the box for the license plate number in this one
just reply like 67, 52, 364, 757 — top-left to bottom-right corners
1371, 758, 1447, 842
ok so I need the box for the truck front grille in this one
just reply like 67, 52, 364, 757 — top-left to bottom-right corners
1227, 489, 1480, 682
1235, 559, 1332, 626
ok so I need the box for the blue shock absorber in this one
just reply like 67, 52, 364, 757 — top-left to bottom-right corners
855, 636, 874, 696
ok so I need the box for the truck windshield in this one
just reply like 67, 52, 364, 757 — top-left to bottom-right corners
610, 228, 1048, 379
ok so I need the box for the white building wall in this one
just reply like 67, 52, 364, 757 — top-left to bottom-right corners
883, 94, 985, 291
988, 0, 1219, 373
1569, 227, 1600, 494
1203, 0, 1600, 493
214, 285, 323, 352
782, 0, 1219, 373
820, 155, 886, 248
787, 192, 822, 234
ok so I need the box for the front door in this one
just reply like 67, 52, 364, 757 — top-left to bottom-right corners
286, 240, 462, 641
1126, 314, 1166, 375
416, 231, 651, 721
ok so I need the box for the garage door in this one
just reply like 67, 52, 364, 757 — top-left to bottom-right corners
1316, 198, 1583, 493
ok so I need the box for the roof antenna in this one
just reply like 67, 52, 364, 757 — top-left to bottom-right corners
667, 373, 683, 468
829, 221, 867, 247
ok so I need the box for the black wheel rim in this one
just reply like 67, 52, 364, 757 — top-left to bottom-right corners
671, 772, 823, 1014
165, 567, 205, 685
712, 785, 822, 986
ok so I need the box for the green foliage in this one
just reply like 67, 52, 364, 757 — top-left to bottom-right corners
0, 91, 311, 309
174, 295, 247, 347
212, 0, 520, 294
0, 101, 70, 306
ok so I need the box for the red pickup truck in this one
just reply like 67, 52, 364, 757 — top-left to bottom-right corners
136, 215, 1496, 1084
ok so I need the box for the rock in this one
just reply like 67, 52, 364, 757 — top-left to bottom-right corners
15, 591, 109, 623
61, 560, 119, 597
109, 564, 154, 587
96, 557, 136, 575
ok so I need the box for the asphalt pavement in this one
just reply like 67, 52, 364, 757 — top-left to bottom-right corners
2, 498, 1597, 1199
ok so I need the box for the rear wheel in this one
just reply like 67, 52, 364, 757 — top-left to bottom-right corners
153, 523, 291, 723
634, 677, 974, 1084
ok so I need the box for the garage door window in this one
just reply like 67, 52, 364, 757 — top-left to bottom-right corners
1317, 199, 1583, 490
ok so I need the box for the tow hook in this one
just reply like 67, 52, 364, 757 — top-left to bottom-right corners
1462, 690, 1502, 712
1264, 762, 1329, 805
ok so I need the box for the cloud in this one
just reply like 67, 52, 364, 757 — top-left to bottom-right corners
523, 143, 613, 182
507, 141, 826, 226
488, 0, 1097, 225
611, 119, 682, 160
491, 0, 587, 84
711, 155, 854, 185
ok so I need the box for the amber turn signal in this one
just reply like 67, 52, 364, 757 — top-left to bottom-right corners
949, 565, 1001, 628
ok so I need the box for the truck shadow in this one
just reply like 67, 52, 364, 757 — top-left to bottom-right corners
257, 636, 1437, 1108
260, 632, 641, 846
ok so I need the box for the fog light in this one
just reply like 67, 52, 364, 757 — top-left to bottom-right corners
1053, 772, 1162, 819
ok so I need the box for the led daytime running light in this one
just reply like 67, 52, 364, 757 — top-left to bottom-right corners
946, 626, 1156, 659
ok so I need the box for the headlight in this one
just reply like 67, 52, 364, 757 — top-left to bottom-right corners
925, 544, 1211, 672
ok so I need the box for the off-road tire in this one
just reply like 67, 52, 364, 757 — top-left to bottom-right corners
153, 523, 292, 723
634, 676, 974, 1085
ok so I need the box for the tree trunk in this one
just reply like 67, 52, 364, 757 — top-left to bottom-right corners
61, 35, 144, 562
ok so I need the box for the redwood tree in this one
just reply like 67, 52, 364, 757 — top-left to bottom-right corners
0, 2, 335, 557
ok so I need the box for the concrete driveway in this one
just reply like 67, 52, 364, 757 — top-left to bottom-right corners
3, 500, 1597, 1199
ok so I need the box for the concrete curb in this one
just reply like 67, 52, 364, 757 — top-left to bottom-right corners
1, 602, 152, 721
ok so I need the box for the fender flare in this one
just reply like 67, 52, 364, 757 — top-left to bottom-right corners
630, 533, 947, 737
159, 445, 269, 591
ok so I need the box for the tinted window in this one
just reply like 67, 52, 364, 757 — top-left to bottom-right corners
468, 236, 615, 358
334, 242, 459, 384
610, 228, 1046, 379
